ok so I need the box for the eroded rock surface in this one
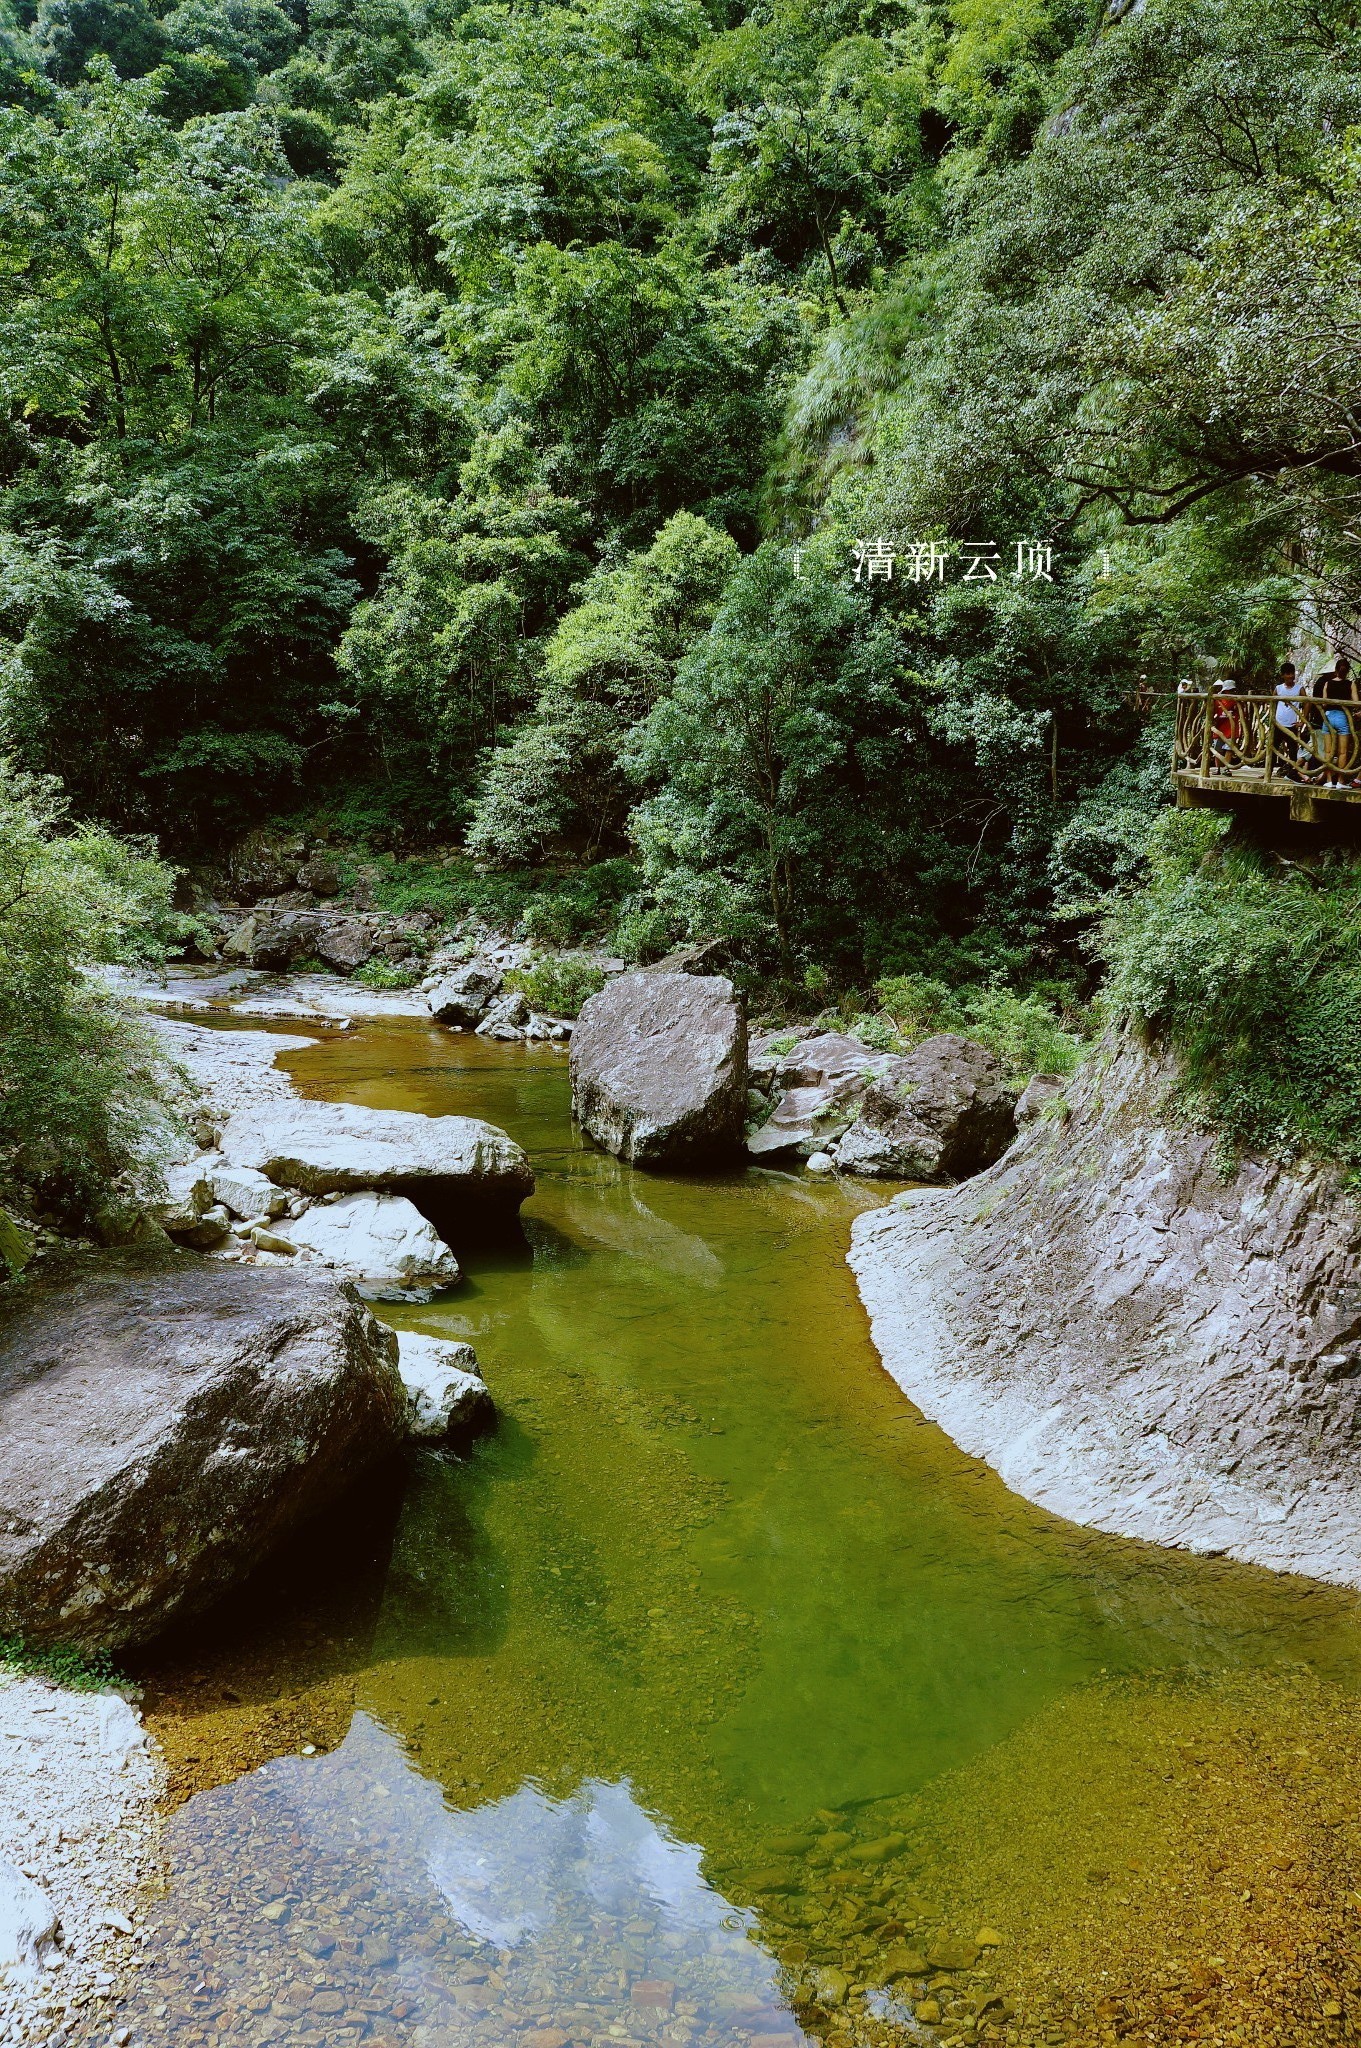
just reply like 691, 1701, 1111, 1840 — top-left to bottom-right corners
570, 972, 747, 1167
219, 1099, 534, 1210
746, 1032, 880, 1159
850, 1035, 1361, 1585
747, 1030, 1015, 1179
0, 1253, 406, 1648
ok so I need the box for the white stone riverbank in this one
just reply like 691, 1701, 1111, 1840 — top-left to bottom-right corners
849, 1034, 1361, 1590
0, 1675, 163, 2047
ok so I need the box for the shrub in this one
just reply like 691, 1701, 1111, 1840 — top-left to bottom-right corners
0, 1633, 122, 1692
612, 903, 678, 964
521, 861, 638, 946
873, 972, 1083, 1083
355, 958, 420, 989
1097, 812, 1361, 1168
873, 974, 956, 1040
365, 854, 537, 929
0, 763, 180, 1229
850, 1012, 902, 1053
505, 956, 607, 1019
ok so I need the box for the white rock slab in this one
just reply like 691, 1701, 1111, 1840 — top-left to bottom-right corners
0, 1859, 58, 1977
208, 1161, 286, 1221
283, 1195, 461, 1300
396, 1332, 495, 1440
220, 1099, 534, 1206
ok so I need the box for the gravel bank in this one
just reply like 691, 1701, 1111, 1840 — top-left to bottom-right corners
0, 1674, 164, 2046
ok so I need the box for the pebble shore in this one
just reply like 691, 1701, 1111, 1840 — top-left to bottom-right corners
0, 1674, 164, 2046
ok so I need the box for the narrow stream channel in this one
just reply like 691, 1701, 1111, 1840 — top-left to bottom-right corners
93, 1017, 1361, 2048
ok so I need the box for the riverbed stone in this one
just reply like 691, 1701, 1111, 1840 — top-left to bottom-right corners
427, 959, 502, 1027
0, 1250, 406, 1648
395, 1332, 494, 1440
849, 1029, 1361, 1587
209, 1161, 288, 1222
0, 1860, 59, 1977
219, 1099, 534, 1212
475, 989, 529, 1038
153, 1160, 216, 1235
283, 1194, 461, 1300
570, 971, 747, 1167
831, 1036, 1015, 1181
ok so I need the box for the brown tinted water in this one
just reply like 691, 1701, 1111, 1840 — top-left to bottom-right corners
85, 1019, 1361, 2048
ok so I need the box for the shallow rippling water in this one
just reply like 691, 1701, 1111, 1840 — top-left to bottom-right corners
79, 1018, 1361, 2048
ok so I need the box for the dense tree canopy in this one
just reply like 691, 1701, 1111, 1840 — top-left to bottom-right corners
0, 0, 1355, 986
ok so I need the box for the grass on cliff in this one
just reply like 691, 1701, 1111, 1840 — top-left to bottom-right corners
1098, 811, 1361, 1171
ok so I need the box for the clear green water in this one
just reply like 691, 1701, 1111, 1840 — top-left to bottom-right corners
102, 1015, 1361, 2048
292, 1023, 1361, 1811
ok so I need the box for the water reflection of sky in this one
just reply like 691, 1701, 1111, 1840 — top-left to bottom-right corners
425, 1775, 742, 1950
117, 1712, 814, 2046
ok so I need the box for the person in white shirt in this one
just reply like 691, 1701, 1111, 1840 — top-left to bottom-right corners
1274, 660, 1307, 773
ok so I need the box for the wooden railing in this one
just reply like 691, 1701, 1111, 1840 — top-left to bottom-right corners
1172, 690, 1361, 806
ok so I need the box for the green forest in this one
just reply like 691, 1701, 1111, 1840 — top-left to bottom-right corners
5, 0, 1361, 1207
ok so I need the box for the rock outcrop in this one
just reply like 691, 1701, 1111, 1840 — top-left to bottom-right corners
427, 958, 502, 1026
849, 1034, 1361, 1587
219, 1099, 535, 1210
831, 1035, 1016, 1179
396, 1331, 495, 1441
0, 1253, 407, 1648
746, 1030, 1015, 1179
570, 972, 748, 1167
746, 1032, 881, 1159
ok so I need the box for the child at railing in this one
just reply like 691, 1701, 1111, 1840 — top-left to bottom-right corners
1210, 677, 1240, 768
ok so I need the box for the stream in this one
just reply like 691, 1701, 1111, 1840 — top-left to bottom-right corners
88, 1016, 1361, 2048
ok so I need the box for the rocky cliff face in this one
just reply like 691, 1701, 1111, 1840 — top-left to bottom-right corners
849, 1034, 1361, 1587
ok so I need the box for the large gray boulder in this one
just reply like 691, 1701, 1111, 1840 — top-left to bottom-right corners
570, 971, 748, 1167
0, 1252, 407, 1649
830, 1034, 1016, 1180
849, 1032, 1361, 1587
219, 1099, 534, 1210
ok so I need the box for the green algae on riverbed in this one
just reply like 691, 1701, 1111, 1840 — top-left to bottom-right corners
114, 1015, 1361, 2048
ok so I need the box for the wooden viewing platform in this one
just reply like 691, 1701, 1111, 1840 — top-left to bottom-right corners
1172, 690, 1361, 823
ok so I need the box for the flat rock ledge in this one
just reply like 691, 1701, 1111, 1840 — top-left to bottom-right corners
0, 1251, 408, 1650
849, 1034, 1361, 1589
219, 1097, 535, 1211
